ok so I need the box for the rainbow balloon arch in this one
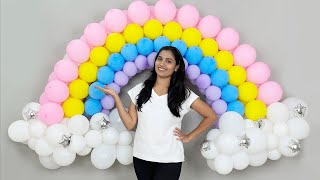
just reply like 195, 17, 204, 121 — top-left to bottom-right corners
7, 0, 310, 175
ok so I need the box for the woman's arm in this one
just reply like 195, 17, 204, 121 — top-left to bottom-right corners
95, 86, 138, 130
174, 98, 217, 142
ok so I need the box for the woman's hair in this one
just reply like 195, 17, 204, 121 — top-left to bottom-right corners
136, 46, 191, 117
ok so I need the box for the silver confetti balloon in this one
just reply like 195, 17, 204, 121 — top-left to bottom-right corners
200, 139, 212, 152
22, 102, 40, 120
59, 134, 72, 148
238, 134, 251, 149
254, 119, 264, 129
294, 103, 307, 118
288, 139, 301, 154
99, 117, 111, 130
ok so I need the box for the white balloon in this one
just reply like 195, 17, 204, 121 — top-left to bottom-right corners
45, 124, 69, 147
68, 135, 86, 153
118, 131, 133, 145
39, 155, 61, 169
201, 140, 219, 159
35, 138, 53, 156
268, 149, 281, 160
85, 130, 102, 148
267, 102, 289, 122
278, 136, 300, 157
273, 122, 289, 137
206, 129, 221, 141
260, 119, 273, 133
214, 154, 233, 175
102, 127, 120, 145
116, 145, 133, 165
53, 147, 76, 166
245, 128, 267, 154
219, 112, 245, 135
249, 151, 268, 167
28, 138, 39, 150
267, 133, 279, 150
91, 144, 117, 169
282, 97, 308, 118
8, 120, 30, 142
22, 102, 40, 120
244, 119, 255, 129
68, 115, 89, 135
232, 151, 250, 170
60, 118, 69, 126
287, 117, 310, 140
109, 108, 128, 132
90, 113, 110, 131
29, 119, 47, 138
216, 133, 240, 155
77, 146, 92, 156
206, 159, 216, 171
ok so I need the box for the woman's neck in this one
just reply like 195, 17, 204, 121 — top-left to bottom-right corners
154, 76, 171, 89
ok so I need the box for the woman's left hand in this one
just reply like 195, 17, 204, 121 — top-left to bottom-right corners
173, 127, 191, 143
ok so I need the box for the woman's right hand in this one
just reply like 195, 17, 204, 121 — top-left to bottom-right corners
95, 85, 118, 97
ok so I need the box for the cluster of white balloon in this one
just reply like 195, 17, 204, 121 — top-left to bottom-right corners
200, 97, 310, 175
8, 103, 134, 169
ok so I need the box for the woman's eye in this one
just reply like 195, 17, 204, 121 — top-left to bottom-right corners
166, 60, 172, 63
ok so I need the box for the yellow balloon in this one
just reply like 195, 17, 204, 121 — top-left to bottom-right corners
199, 38, 219, 56
105, 33, 126, 53
90, 47, 109, 66
62, 98, 84, 117
214, 50, 234, 70
163, 22, 182, 41
79, 62, 98, 83
181, 28, 202, 47
238, 82, 258, 102
69, 79, 89, 99
144, 19, 163, 40
245, 100, 267, 121
123, 24, 144, 44
228, 66, 247, 86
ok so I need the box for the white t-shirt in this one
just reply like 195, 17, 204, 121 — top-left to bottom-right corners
127, 82, 199, 163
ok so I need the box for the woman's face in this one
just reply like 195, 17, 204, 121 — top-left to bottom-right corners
154, 50, 179, 78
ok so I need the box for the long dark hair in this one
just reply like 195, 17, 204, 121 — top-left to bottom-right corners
136, 46, 191, 117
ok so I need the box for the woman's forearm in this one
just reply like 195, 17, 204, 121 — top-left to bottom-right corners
112, 95, 135, 130
187, 115, 217, 141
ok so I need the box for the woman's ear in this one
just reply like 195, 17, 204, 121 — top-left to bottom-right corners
175, 65, 179, 72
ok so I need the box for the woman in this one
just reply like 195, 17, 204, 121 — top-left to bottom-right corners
96, 46, 217, 180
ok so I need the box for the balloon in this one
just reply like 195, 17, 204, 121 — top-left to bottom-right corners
85, 98, 102, 116
8, 120, 30, 142
68, 135, 86, 153
101, 95, 115, 110
211, 99, 227, 115
219, 111, 245, 135
39, 155, 61, 170
123, 24, 144, 44
282, 97, 309, 118
22, 102, 41, 120
105, 33, 126, 53
287, 117, 310, 140
206, 129, 221, 141
54, 60, 78, 83
205, 86, 221, 101
66, 39, 90, 63
77, 146, 92, 156
121, 43, 138, 62
104, 9, 127, 33
35, 138, 53, 156
90, 113, 110, 131
257, 81, 283, 105
267, 133, 279, 150
216, 28, 239, 51
97, 66, 115, 84
210, 69, 229, 87
143, 19, 163, 40
273, 122, 289, 137
186, 65, 200, 80
245, 100, 267, 121
154, 36, 171, 52
107, 83, 121, 94
227, 66, 246, 86
238, 82, 258, 102
45, 80, 69, 103
217, 133, 241, 155
232, 151, 250, 170
245, 128, 267, 153
123, 61, 138, 77
85, 130, 102, 148
67, 115, 89, 135
117, 145, 133, 165
201, 140, 218, 159
195, 74, 211, 89
249, 151, 268, 167
278, 137, 300, 157
184, 46, 203, 65
39, 103, 64, 125
29, 119, 47, 138
154, 0, 177, 24
214, 50, 234, 70
214, 154, 233, 175
227, 101, 245, 116
246, 61, 270, 85
176, 4, 200, 29
135, 55, 149, 71
69, 79, 89, 99
62, 98, 84, 117
171, 40, 187, 56
181, 28, 202, 47
45, 124, 69, 147
197, 15, 221, 38
114, 71, 129, 86
136, 38, 154, 56
198, 56, 217, 74
233, 44, 256, 68
118, 131, 133, 145
102, 127, 120, 145
90, 47, 110, 66
78, 62, 98, 83
127, 0, 150, 26
109, 108, 128, 132
163, 21, 182, 41
147, 52, 157, 68
84, 23, 107, 46
199, 38, 219, 57
53, 147, 76, 166
91, 144, 117, 169
39, 93, 50, 105
267, 102, 290, 123
268, 149, 281, 160
221, 85, 238, 103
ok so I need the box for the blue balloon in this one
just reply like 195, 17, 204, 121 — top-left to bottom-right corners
137, 38, 154, 56
171, 40, 187, 56
154, 36, 170, 52
221, 85, 238, 103
108, 53, 125, 71
97, 66, 114, 84
227, 101, 245, 116
85, 98, 102, 116
121, 43, 138, 62
89, 81, 106, 100
210, 69, 229, 87
184, 46, 203, 65
199, 56, 217, 74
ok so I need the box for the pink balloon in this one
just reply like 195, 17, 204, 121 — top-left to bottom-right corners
48, 72, 58, 82
44, 80, 69, 103
149, 5, 155, 19
128, 0, 150, 26
99, 20, 111, 34
104, 9, 127, 33
54, 60, 78, 83
233, 44, 256, 67
216, 28, 239, 51
257, 81, 283, 105
38, 102, 64, 125
80, 36, 94, 49
123, 10, 133, 24
176, 4, 200, 29
154, 0, 177, 24
66, 39, 90, 63
84, 23, 107, 46
197, 15, 221, 38
246, 61, 270, 85
39, 92, 50, 105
